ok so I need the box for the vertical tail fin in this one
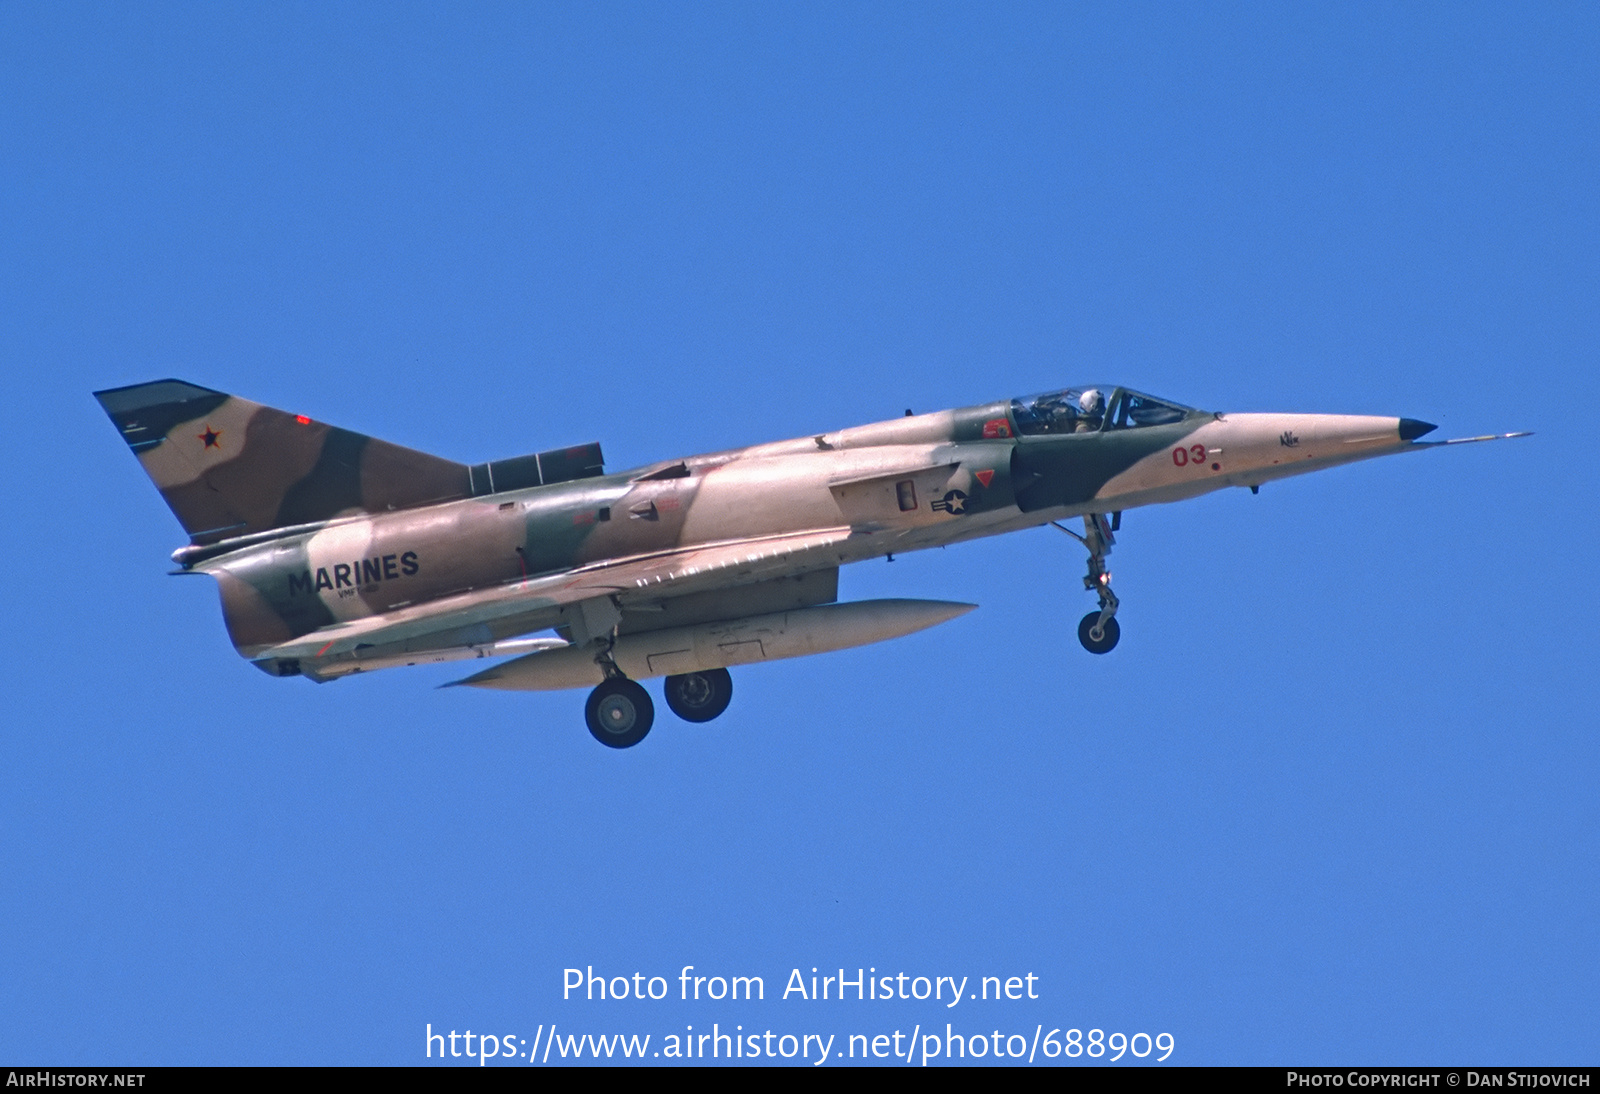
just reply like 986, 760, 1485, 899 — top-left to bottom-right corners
94, 380, 472, 543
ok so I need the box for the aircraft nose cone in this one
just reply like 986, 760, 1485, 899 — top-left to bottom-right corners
1399, 418, 1438, 441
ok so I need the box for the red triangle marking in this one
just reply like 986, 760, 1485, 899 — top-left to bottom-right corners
974, 469, 994, 488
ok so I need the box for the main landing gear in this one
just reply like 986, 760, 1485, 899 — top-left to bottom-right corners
1054, 512, 1122, 655
663, 668, 734, 723
585, 677, 654, 749
582, 637, 736, 748
584, 635, 656, 748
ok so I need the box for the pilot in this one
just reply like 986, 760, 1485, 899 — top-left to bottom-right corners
1075, 389, 1105, 432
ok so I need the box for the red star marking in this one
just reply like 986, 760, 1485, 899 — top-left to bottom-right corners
975, 469, 995, 488
198, 425, 222, 449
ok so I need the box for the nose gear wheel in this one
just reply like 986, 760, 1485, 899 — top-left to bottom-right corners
1077, 611, 1120, 654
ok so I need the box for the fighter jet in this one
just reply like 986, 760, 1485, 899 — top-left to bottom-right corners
95, 380, 1526, 748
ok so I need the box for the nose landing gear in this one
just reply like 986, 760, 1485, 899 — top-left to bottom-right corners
1054, 513, 1122, 654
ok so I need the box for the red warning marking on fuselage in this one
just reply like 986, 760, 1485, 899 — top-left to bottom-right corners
982, 418, 1012, 439
974, 469, 995, 488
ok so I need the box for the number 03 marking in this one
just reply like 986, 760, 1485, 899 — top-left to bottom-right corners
1172, 443, 1206, 467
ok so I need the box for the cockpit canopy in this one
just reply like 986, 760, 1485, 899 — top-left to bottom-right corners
1009, 387, 1196, 436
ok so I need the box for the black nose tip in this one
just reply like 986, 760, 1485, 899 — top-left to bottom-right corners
1399, 418, 1438, 441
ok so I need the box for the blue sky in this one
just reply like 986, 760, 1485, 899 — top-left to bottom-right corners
1, 2, 1594, 1066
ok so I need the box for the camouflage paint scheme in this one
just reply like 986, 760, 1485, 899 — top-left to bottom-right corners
95, 379, 1446, 684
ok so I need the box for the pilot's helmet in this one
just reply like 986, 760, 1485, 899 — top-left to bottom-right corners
1079, 389, 1105, 416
